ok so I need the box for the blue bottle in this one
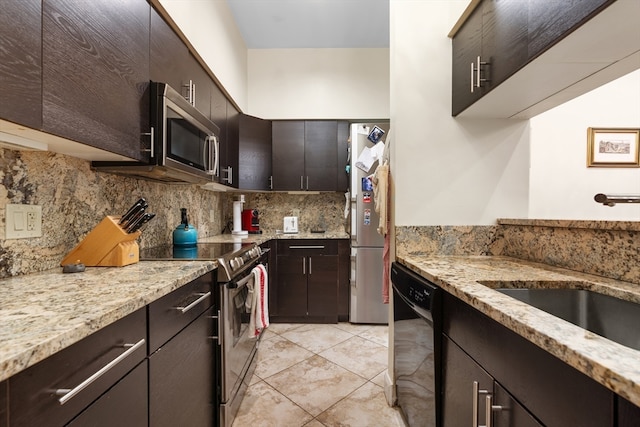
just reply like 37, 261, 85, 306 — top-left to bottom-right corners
173, 208, 198, 246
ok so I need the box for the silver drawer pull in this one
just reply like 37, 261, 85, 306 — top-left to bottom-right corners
173, 292, 211, 314
55, 338, 145, 405
289, 245, 325, 249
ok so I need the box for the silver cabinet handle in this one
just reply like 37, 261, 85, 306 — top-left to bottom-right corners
470, 61, 475, 93
289, 246, 325, 249
300, 176, 304, 190
141, 127, 155, 156
173, 292, 211, 314
302, 257, 306, 275
55, 338, 145, 405
484, 394, 505, 427
207, 309, 222, 345
269, 175, 273, 190
472, 381, 490, 427
306, 176, 309, 190
222, 166, 233, 184
309, 257, 312, 275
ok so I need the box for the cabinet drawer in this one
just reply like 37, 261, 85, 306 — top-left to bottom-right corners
148, 272, 214, 352
277, 239, 338, 256
9, 308, 146, 427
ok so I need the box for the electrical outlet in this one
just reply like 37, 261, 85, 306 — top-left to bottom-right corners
5, 204, 42, 239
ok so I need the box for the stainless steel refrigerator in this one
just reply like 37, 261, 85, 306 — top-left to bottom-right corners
349, 123, 389, 324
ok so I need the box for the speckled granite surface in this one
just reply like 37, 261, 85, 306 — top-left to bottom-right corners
200, 231, 349, 245
0, 260, 215, 382
397, 254, 640, 407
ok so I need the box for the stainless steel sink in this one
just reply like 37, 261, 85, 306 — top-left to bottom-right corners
494, 287, 640, 351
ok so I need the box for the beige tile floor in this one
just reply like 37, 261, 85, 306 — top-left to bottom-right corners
232, 323, 406, 427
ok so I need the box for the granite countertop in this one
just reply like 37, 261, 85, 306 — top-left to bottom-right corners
397, 254, 640, 407
199, 231, 349, 245
0, 231, 349, 383
0, 260, 216, 382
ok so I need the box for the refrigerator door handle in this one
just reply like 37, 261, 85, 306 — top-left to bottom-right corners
350, 247, 357, 288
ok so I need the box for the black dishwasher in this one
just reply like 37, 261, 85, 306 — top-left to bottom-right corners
391, 261, 442, 427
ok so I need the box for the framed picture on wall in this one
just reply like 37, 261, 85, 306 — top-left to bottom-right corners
587, 128, 640, 167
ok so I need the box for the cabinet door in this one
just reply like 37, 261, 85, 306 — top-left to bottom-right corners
618, 396, 640, 427
307, 255, 338, 320
238, 114, 272, 190
275, 255, 308, 317
150, 9, 189, 98
272, 121, 305, 190
442, 336, 494, 427
451, 4, 484, 116
482, 0, 528, 89
528, 0, 612, 60
222, 102, 240, 187
336, 121, 350, 192
305, 121, 338, 191
67, 361, 148, 427
149, 307, 215, 427
0, 381, 6, 427
0, 0, 41, 129
493, 383, 542, 427
42, 0, 150, 161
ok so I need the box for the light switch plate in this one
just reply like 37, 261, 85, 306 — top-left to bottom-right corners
6, 204, 42, 239
284, 216, 298, 233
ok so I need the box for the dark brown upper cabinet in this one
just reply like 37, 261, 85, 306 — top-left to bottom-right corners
237, 114, 272, 191
452, 0, 528, 116
150, 8, 212, 120
0, 0, 42, 130
272, 120, 347, 192
451, 0, 619, 118
42, 0, 150, 161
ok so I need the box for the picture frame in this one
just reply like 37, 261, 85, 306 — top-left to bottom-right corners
367, 125, 385, 144
587, 127, 640, 167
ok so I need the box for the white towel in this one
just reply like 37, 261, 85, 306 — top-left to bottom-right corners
248, 264, 269, 338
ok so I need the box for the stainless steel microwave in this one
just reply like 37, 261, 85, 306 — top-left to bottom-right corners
92, 82, 220, 184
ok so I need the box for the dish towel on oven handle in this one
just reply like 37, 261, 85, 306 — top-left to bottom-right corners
248, 264, 269, 338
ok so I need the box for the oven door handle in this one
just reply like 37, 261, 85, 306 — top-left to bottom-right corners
228, 265, 260, 290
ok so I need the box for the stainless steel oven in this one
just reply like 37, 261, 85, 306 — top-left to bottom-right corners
139, 242, 268, 427
217, 246, 269, 427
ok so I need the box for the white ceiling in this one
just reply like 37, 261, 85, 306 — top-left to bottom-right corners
225, 0, 390, 49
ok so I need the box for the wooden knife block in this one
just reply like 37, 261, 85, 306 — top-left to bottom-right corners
61, 216, 141, 267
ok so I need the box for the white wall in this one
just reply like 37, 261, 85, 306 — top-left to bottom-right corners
247, 48, 390, 119
158, 0, 249, 111
390, 0, 530, 226
529, 70, 640, 220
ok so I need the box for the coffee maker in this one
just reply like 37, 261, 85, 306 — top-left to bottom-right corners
241, 209, 261, 234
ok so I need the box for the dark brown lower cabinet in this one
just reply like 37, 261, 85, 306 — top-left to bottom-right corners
443, 292, 621, 427
273, 239, 342, 323
149, 306, 215, 427
0, 380, 6, 427
67, 361, 148, 427
9, 308, 147, 427
442, 336, 541, 427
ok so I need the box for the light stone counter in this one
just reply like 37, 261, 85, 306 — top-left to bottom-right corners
199, 231, 349, 246
397, 254, 640, 407
0, 260, 216, 382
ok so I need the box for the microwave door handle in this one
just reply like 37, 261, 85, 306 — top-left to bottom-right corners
213, 135, 219, 177
204, 135, 219, 177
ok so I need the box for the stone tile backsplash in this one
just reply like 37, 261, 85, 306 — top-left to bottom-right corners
0, 149, 347, 277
